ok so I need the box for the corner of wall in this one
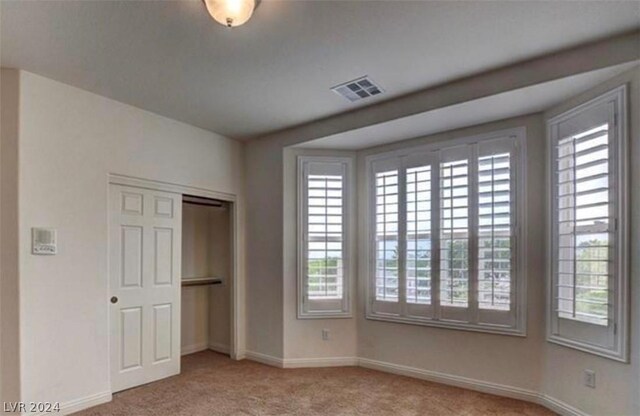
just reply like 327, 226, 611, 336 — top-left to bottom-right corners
244, 139, 285, 358
0, 67, 22, 404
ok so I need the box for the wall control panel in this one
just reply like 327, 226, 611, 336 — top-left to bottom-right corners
32, 228, 57, 255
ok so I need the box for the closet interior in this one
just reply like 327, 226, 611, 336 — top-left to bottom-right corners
181, 195, 231, 356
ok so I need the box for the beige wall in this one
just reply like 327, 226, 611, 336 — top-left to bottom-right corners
246, 142, 360, 360
181, 286, 210, 353
245, 138, 285, 357
540, 66, 640, 416
10, 70, 244, 407
282, 148, 358, 359
355, 114, 546, 391
0, 68, 21, 405
182, 203, 215, 280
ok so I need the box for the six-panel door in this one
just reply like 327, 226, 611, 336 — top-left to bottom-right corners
109, 184, 182, 392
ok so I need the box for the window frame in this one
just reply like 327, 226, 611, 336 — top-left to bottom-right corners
365, 127, 527, 336
297, 155, 353, 319
546, 85, 629, 362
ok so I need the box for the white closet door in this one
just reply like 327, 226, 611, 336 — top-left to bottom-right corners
109, 184, 182, 392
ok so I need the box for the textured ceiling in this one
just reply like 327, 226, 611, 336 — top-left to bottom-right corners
2, 0, 639, 139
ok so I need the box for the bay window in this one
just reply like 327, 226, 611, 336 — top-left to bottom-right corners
367, 129, 526, 335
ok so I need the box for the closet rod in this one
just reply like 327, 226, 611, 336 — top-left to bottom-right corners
182, 278, 222, 287
183, 194, 224, 208
183, 200, 223, 208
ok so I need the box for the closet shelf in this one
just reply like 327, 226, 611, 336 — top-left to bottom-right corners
181, 277, 223, 287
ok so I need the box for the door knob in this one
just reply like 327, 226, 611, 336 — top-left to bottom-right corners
110, 296, 118, 304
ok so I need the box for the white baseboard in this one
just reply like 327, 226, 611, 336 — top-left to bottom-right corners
358, 357, 586, 416
181, 342, 209, 356
539, 394, 588, 416
358, 357, 540, 403
61, 391, 112, 415
208, 342, 230, 355
244, 351, 357, 369
244, 350, 285, 368
244, 351, 586, 416
38, 354, 586, 416
283, 356, 358, 368
22, 391, 112, 416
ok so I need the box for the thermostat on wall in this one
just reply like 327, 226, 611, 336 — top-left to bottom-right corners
32, 228, 57, 255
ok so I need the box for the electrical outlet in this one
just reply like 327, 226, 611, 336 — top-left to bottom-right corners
584, 369, 596, 388
322, 329, 330, 341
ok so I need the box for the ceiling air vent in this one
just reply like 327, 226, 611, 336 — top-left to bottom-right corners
331, 76, 384, 103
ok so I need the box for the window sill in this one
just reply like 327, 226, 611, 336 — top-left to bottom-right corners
298, 311, 352, 320
366, 312, 526, 337
547, 333, 628, 363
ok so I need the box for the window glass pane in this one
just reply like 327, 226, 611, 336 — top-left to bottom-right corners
555, 123, 610, 326
375, 170, 399, 301
478, 153, 511, 311
406, 165, 432, 304
307, 174, 343, 300
440, 159, 469, 307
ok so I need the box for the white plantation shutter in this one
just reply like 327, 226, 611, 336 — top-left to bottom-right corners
405, 165, 432, 306
298, 156, 352, 318
548, 86, 628, 361
477, 152, 512, 312
477, 137, 519, 328
556, 125, 611, 325
368, 131, 525, 334
439, 146, 472, 323
375, 169, 400, 302
404, 153, 438, 319
371, 157, 402, 316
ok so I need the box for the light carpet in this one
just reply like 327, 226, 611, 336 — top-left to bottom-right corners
74, 351, 554, 415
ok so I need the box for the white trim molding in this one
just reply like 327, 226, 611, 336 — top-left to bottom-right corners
358, 358, 540, 402
546, 85, 629, 362
109, 173, 236, 202
357, 358, 586, 416
297, 156, 354, 319
26, 391, 113, 416
365, 127, 527, 336
244, 351, 358, 369
244, 350, 285, 368
541, 394, 589, 416
60, 391, 112, 415
243, 352, 588, 416
282, 356, 358, 368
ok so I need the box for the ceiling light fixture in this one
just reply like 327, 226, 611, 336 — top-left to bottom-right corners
204, 0, 256, 28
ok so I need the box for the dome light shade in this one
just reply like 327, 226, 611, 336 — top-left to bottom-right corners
204, 0, 255, 28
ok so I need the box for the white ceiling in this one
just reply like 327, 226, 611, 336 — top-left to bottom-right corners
297, 62, 639, 150
2, 1, 639, 139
